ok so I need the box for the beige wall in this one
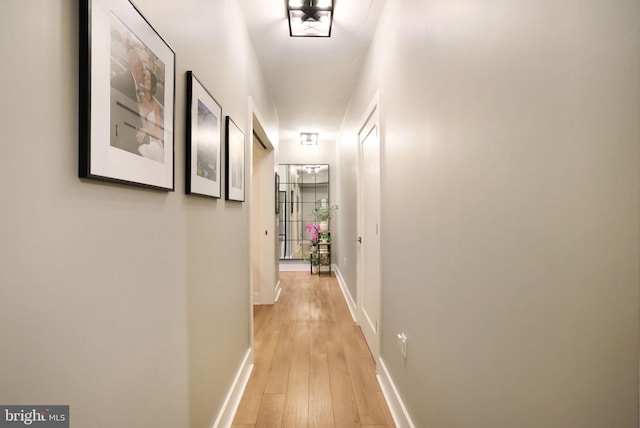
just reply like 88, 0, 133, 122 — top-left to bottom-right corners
337, 0, 640, 426
0, 1, 277, 427
278, 134, 336, 166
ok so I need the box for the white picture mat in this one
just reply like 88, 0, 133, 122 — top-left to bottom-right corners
226, 118, 245, 201
189, 76, 221, 197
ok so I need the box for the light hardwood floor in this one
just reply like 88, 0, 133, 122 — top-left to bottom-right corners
232, 271, 395, 428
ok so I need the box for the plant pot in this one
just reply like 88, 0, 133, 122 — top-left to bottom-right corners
319, 221, 329, 233
311, 264, 319, 274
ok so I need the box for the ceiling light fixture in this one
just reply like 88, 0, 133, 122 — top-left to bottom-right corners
304, 165, 323, 174
287, 0, 333, 38
300, 132, 318, 146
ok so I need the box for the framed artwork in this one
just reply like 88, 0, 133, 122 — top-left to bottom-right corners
225, 116, 245, 202
275, 172, 280, 214
185, 71, 222, 198
79, 0, 175, 190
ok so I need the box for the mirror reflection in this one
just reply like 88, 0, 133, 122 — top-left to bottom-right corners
278, 164, 329, 260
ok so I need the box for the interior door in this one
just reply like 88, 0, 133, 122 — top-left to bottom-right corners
358, 105, 381, 360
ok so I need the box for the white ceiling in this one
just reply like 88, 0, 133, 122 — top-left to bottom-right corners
236, 0, 386, 140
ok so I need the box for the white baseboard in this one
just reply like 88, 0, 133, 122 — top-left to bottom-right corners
274, 280, 282, 302
212, 348, 254, 428
333, 266, 357, 322
278, 261, 309, 271
377, 358, 415, 428
253, 281, 282, 305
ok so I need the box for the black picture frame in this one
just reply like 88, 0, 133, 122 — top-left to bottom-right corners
225, 116, 245, 202
185, 71, 222, 198
79, 0, 175, 190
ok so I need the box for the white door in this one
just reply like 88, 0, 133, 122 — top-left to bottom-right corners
357, 103, 381, 360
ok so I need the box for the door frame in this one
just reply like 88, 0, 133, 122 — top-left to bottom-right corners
248, 98, 280, 310
356, 91, 381, 360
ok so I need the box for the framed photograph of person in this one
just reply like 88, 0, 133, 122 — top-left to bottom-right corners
185, 71, 222, 198
225, 116, 246, 202
79, 0, 175, 190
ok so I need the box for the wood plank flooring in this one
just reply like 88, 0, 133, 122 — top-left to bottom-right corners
232, 272, 395, 428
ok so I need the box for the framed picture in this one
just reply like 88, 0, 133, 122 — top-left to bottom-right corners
186, 71, 222, 198
79, 0, 175, 190
225, 116, 245, 202
275, 172, 280, 214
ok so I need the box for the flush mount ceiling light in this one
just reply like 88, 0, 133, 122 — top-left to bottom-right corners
300, 132, 318, 145
287, 0, 333, 38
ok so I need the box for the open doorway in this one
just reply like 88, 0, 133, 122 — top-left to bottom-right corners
250, 110, 280, 305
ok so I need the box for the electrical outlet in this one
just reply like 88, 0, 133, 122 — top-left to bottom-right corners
397, 333, 407, 359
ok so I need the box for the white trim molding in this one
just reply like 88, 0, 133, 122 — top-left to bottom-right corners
212, 348, 254, 428
274, 279, 282, 302
278, 261, 309, 272
334, 265, 357, 322
377, 358, 416, 428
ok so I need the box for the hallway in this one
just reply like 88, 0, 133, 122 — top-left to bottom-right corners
232, 272, 395, 427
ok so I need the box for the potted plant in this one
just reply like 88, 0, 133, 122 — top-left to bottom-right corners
312, 205, 338, 232
319, 231, 331, 244
303, 252, 320, 274
306, 223, 320, 249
